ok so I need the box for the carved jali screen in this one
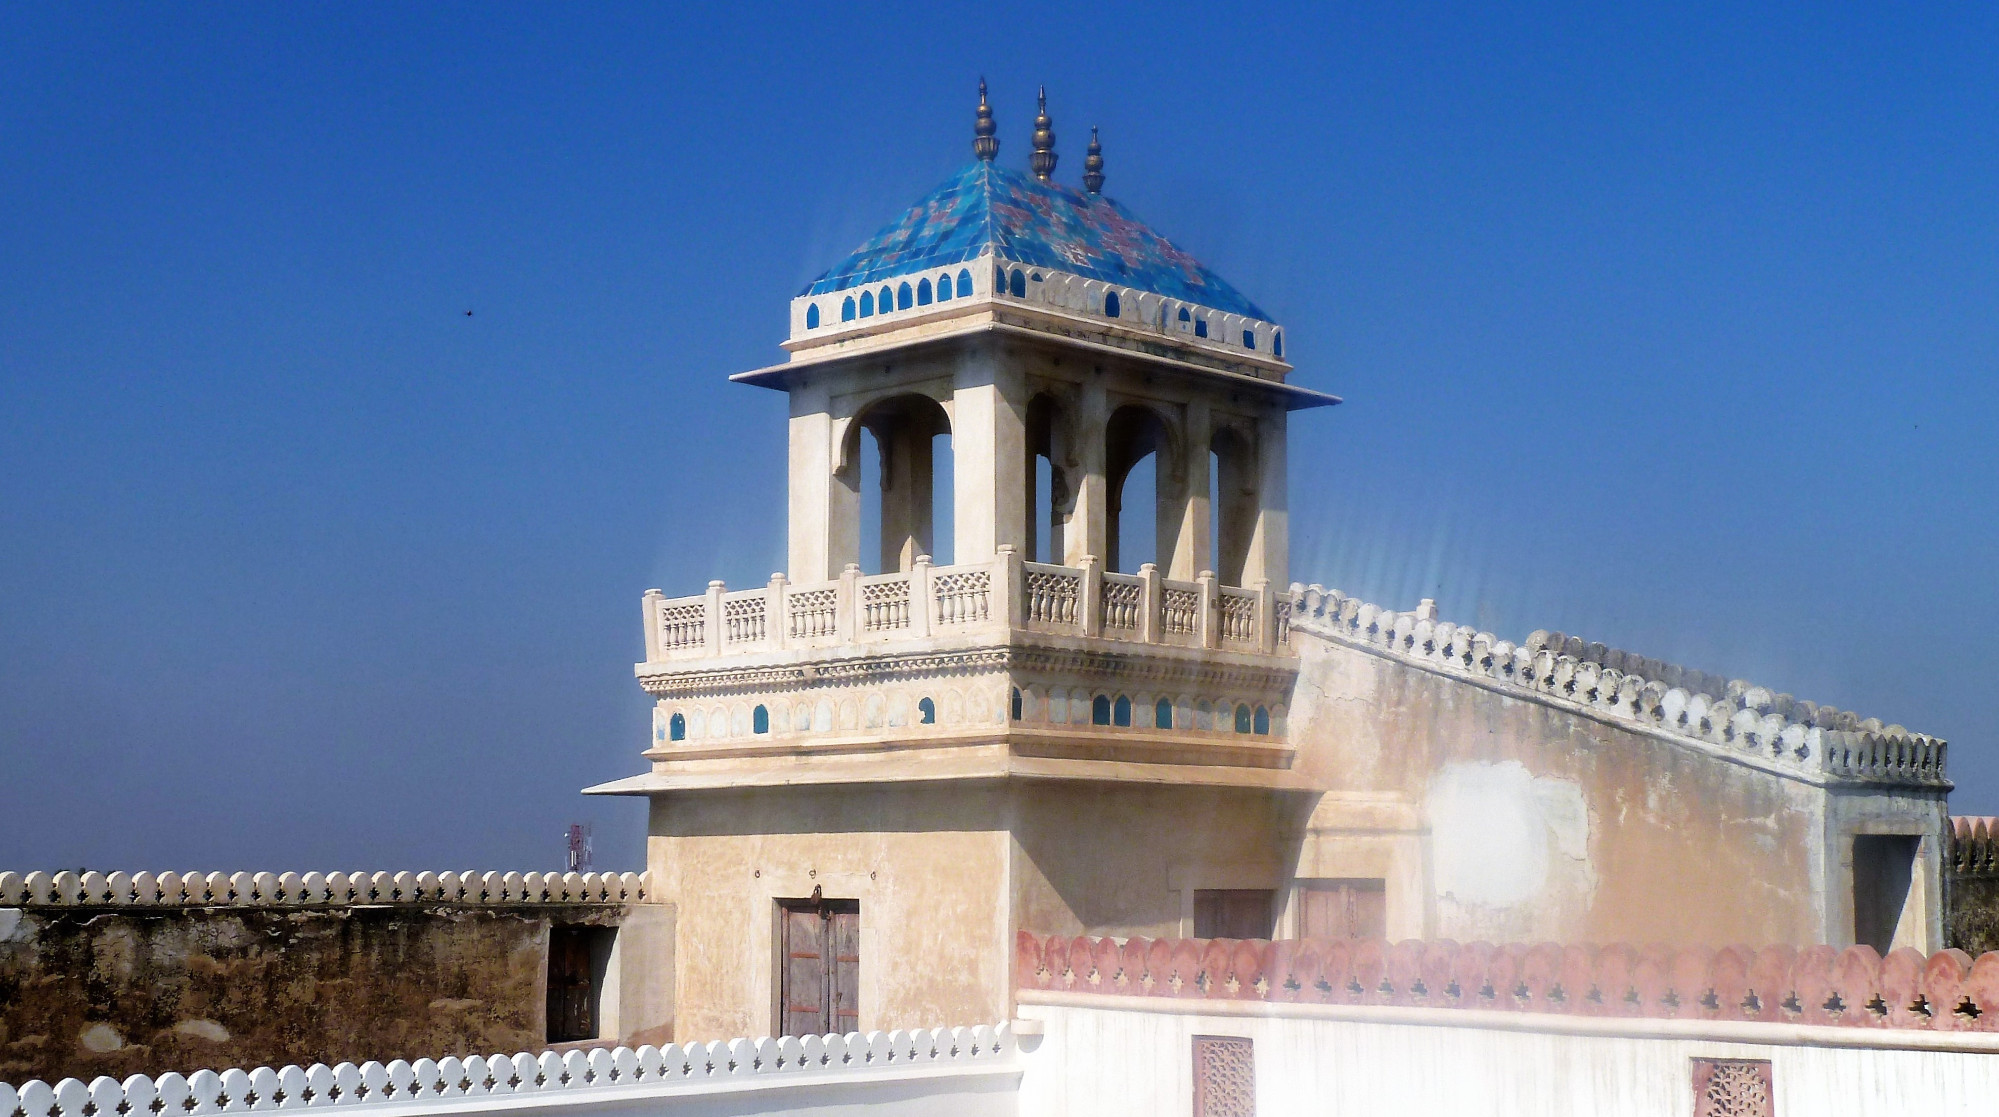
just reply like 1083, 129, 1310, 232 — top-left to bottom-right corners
1691, 1057, 1774, 1117
1192, 1035, 1255, 1117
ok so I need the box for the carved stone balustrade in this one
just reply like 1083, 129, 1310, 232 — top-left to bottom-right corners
639, 548, 1288, 665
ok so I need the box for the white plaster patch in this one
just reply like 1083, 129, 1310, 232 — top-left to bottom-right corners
1427, 761, 1591, 908
0, 907, 22, 942
174, 1018, 230, 1043
80, 1023, 124, 1053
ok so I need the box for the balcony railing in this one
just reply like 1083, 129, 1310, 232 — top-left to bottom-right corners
640, 548, 1289, 664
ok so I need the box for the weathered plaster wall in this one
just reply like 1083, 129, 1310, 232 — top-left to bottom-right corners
648, 781, 1305, 1039
1945, 817, 1999, 954
1286, 634, 1945, 948
1010, 783, 1304, 940
646, 785, 1013, 1041
1947, 876, 1999, 954
0, 904, 625, 1085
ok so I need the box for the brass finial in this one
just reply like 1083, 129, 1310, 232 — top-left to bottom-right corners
973, 78, 998, 162
1083, 126, 1104, 194
1030, 86, 1057, 181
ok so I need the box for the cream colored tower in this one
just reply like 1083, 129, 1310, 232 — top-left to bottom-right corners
591, 92, 1335, 1039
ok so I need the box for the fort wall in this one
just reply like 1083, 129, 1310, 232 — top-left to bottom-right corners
0, 872, 669, 1085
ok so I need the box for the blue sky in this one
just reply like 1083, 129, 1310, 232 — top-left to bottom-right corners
3, 4, 1995, 871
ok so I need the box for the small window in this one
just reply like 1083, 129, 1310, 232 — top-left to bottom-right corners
1193, 889, 1273, 939
1009, 269, 1026, 298
879, 286, 893, 312
911, 697, 932, 724
1242, 329, 1255, 349
1104, 291, 1121, 318
1011, 687, 1022, 720
859, 291, 874, 317
1234, 704, 1252, 734
1273, 330, 1283, 358
806, 304, 820, 329
1177, 306, 1191, 324
1156, 698, 1174, 729
957, 269, 973, 298
753, 705, 770, 734
1029, 271, 1042, 282
669, 712, 686, 741
1253, 706, 1270, 735
1299, 879, 1386, 940
938, 273, 953, 300
916, 279, 932, 305
1195, 318, 1209, 339
1113, 695, 1132, 727
897, 282, 913, 310
1092, 695, 1112, 725
840, 296, 856, 322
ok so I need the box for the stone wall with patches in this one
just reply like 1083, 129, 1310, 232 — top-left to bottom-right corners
0, 873, 672, 1084
1947, 817, 1999, 954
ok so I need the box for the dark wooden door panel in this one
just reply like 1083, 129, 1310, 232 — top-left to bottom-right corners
778, 896, 860, 1038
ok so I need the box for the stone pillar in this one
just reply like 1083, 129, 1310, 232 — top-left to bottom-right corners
767, 573, 788, 649
703, 580, 725, 655
878, 421, 933, 573
1079, 555, 1103, 637
1066, 381, 1110, 567
787, 385, 848, 582
951, 349, 1026, 566
836, 563, 861, 642
641, 589, 664, 663
1138, 562, 1162, 644
1169, 401, 1212, 582
993, 544, 1022, 628
910, 554, 933, 639
1197, 569, 1218, 650
1243, 409, 1289, 589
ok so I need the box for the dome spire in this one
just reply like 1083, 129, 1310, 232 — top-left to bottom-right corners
973, 78, 998, 162
1083, 125, 1104, 194
1030, 86, 1057, 181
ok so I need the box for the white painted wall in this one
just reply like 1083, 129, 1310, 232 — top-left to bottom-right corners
1016, 997, 1999, 1117
2, 1028, 1018, 1117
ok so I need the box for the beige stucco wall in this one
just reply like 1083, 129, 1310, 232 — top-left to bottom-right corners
646, 785, 1014, 1040
1287, 634, 1944, 949
647, 780, 1310, 1036
1009, 783, 1305, 940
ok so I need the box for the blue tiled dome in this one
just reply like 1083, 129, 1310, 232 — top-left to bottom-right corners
802, 162, 1270, 321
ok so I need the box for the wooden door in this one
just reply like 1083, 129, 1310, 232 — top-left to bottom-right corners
546, 926, 595, 1042
779, 896, 860, 1036
1300, 879, 1387, 940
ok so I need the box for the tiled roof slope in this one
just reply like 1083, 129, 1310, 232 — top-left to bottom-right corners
802, 161, 1271, 320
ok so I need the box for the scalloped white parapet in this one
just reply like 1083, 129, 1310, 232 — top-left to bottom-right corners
1287, 584, 1947, 788
0, 1024, 1015, 1115
0, 870, 650, 908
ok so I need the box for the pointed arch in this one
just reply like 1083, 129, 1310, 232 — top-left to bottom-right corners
859, 291, 874, 317
917, 278, 932, 305
957, 269, 973, 298
897, 282, 913, 310
840, 296, 856, 322
1104, 290, 1121, 318
805, 304, 820, 329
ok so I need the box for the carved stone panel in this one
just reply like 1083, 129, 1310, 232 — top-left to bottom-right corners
1192, 1035, 1255, 1117
1692, 1057, 1773, 1117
